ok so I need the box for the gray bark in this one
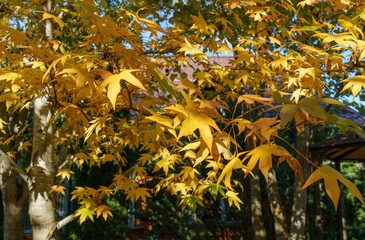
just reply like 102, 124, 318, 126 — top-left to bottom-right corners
250, 167, 267, 240
0, 102, 28, 240
290, 125, 310, 240
28, 96, 58, 240
27, 1, 59, 239
267, 168, 289, 240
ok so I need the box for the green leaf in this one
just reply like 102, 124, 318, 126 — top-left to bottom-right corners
147, 65, 179, 99
299, 98, 327, 119
273, 91, 292, 104
280, 104, 298, 128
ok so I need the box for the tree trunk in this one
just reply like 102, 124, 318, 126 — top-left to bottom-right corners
0, 102, 28, 240
267, 168, 289, 240
27, 1, 59, 238
250, 167, 267, 240
1, 162, 27, 240
28, 96, 58, 240
290, 125, 310, 240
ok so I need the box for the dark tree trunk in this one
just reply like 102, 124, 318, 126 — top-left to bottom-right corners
250, 167, 267, 240
0, 102, 28, 240
290, 125, 310, 239
267, 168, 289, 240
1, 165, 28, 240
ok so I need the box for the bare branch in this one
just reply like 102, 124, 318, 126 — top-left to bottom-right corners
46, 214, 75, 240
58, 155, 73, 170
56, 214, 75, 230
57, 10, 64, 20
272, 41, 293, 54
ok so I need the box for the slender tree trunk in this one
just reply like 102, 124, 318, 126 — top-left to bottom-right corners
250, 167, 267, 240
27, 1, 59, 239
28, 96, 58, 240
247, 102, 267, 240
290, 125, 310, 240
267, 168, 289, 240
0, 102, 28, 240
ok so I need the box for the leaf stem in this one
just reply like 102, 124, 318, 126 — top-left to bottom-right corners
275, 135, 318, 168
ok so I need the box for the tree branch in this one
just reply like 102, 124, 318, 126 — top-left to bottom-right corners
46, 214, 75, 240
0, 149, 28, 182
272, 40, 293, 54
46, 161, 143, 240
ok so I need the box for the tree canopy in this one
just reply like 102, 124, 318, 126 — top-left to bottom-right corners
1, 0, 365, 232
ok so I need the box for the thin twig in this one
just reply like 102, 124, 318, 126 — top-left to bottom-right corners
275, 135, 318, 168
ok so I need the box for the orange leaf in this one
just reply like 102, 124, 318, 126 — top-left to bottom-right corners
245, 117, 278, 142
50, 185, 66, 196
96, 205, 113, 221
244, 143, 291, 181
236, 95, 273, 105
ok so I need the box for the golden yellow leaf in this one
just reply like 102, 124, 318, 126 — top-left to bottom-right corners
145, 114, 174, 128
224, 191, 243, 210
97, 70, 146, 109
71, 187, 88, 201
41, 12, 66, 30
217, 154, 247, 190
126, 183, 151, 202
179, 141, 201, 152
341, 76, 365, 97
57, 169, 74, 180
302, 165, 365, 210
178, 91, 220, 161
178, 38, 204, 56
57, 67, 89, 91
0, 92, 19, 102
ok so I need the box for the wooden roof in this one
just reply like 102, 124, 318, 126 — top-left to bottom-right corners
310, 133, 365, 161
